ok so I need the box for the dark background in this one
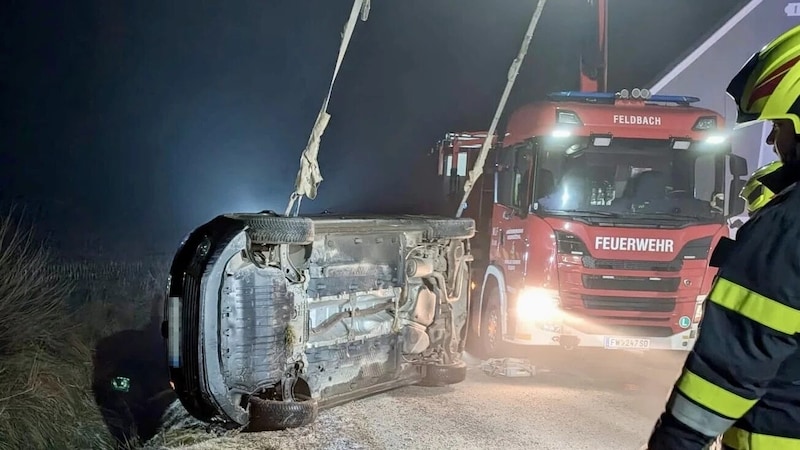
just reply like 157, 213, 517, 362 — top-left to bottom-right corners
1, 0, 745, 256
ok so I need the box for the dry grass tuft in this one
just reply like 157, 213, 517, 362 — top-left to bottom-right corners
0, 336, 113, 449
0, 212, 172, 449
0, 214, 118, 449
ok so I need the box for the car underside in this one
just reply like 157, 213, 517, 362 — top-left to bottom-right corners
164, 212, 475, 430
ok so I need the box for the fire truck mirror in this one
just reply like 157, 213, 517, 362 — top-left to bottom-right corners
728, 178, 746, 216
728, 154, 748, 177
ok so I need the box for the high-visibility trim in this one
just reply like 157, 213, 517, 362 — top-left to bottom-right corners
746, 55, 800, 110
675, 369, 757, 419
722, 427, 800, 449
668, 391, 736, 437
709, 277, 800, 335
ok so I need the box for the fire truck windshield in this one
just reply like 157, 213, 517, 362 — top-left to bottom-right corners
527, 138, 726, 223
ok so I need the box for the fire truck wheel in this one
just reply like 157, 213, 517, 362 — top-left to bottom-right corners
481, 285, 507, 358
228, 213, 315, 245
423, 218, 476, 240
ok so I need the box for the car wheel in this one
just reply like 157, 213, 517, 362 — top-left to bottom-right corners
418, 360, 468, 387
228, 213, 315, 244
246, 394, 318, 431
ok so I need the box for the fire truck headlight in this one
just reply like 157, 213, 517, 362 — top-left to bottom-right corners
516, 288, 561, 321
552, 128, 572, 138
705, 134, 727, 145
693, 116, 718, 131
671, 139, 692, 150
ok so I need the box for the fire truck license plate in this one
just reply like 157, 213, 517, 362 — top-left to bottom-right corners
604, 337, 651, 349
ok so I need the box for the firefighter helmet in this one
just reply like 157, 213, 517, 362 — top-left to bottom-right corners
726, 24, 800, 131
739, 160, 784, 214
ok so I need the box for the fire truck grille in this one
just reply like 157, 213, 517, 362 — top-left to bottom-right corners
581, 256, 682, 272
582, 275, 680, 292
582, 295, 676, 313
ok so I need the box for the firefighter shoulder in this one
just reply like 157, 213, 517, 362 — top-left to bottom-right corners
646, 24, 800, 450
739, 160, 783, 215
708, 161, 784, 267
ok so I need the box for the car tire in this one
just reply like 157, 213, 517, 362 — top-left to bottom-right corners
422, 218, 475, 240
228, 213, 315, 245
418, 360, 468, 387
246, 394, 318, 431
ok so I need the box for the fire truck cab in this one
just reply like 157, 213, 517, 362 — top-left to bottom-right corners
436, 89, 750, 356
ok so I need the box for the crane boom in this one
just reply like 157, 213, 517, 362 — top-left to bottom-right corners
580, 0, 608, 93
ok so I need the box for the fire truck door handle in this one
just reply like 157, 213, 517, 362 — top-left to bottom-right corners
499, 231, 505, 245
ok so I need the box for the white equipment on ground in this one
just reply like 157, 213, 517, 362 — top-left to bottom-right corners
480, 358, 536, 378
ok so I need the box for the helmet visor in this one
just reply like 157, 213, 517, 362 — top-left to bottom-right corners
727, 51, 762, 124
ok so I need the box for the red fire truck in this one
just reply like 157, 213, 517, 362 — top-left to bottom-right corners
435, 89, 750, 356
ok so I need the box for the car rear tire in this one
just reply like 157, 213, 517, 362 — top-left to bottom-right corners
246, 394, 318, 431
418, 360, 468, 387
228, 213, 315, 245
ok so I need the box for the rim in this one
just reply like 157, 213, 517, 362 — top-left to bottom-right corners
485, 308, 499, 352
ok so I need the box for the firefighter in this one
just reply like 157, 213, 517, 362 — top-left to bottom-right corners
699, 160, 785, 450
692, 160, 784, 450
645, 24, 800, 450
739, 160, 783, 216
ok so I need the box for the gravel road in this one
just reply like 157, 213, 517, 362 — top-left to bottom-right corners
153, 348, 688, 450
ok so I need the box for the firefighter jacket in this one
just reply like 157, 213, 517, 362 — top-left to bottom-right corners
647, 164, 800, 450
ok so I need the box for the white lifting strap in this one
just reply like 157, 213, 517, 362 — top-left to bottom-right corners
456, 0, 548, 218
285, 0, 371, 217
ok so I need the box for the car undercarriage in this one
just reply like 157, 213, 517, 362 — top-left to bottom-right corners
165, 212, 475, 430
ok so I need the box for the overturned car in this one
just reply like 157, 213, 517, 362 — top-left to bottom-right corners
163, 212, 474, 431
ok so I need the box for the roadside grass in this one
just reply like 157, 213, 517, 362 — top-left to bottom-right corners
0, 213, 175, 449
139, 428, 241, 450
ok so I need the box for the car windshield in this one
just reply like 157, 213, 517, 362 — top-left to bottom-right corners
530, 138, 726, 222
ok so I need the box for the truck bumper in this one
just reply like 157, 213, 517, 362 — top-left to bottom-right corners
505, 318, 698, 352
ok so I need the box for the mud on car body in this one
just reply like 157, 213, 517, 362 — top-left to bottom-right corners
163, 211, 474, 431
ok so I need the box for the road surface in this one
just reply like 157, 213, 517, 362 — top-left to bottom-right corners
155, 348, 688, 450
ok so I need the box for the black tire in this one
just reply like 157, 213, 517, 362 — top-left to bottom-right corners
424, 218, 475, 240
246, 394, 318, 431
481, 285, 506, 358
227, 213, 315, 245
418, 361, 468, 387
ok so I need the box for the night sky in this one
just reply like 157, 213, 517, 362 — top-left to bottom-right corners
1, 0, 744, 256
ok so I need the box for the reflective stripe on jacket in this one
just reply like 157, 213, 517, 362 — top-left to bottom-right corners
722, 427, 800, 449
